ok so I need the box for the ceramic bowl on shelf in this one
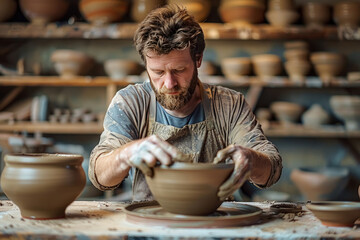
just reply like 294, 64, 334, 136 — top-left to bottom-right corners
290, 167, 349, 201
270, 101, 304, 124
333, 1, 360, 28
266, 9, 299, 27
1, 153, 86, 219
284, 60, 311, 82
131, 0, 165, 23
301, 104, 330, 128
251, 54, 282, 78
0, 0, 17, 22
168, 0, 211, 23
306, 201, 360, 227
302, 2, 330, 28
284, 49, 309, 61
310, 52, 346, 83
268, 0, 296, 11
19, 0, 70, 24
51, 50, 94, 78
330, 95, 360, 131
198, 61, 217, 76
145, 162, 234, 216
104, 59, 141, 80
284, 41, 309, 51
221, 57, 252, 80
79, 0, 129, 25
219, 0, 265, 25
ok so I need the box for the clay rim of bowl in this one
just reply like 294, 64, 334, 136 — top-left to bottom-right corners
156, 162, 235, 171
306, 201, 360, 211
4, 153, 83, 165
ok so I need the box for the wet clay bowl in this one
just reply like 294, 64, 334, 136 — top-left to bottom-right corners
306, 201, 360, 227
19, 0, 70, 24
51, 50, 94, 78
0, 153, 86, 219
145, 162, 234, 216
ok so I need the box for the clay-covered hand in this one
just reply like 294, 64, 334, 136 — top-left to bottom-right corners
126, 135, 185, 177
214, 144, 252, 201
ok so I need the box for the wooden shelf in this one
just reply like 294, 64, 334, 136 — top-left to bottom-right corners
0, 22, 359, 40
0, 122, 103, 134
1, 76, 359, 88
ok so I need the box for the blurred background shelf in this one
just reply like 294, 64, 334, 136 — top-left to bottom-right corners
0, 23, 359, 40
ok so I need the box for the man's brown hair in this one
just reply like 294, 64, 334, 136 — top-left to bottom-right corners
134, 4, 205, 64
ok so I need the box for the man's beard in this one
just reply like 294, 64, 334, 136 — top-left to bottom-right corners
150, 68, 198, 111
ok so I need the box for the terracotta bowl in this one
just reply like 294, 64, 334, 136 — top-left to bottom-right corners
198, 61, 217, 76
0, 153, 86, 219
131, 0, 165, 23
284, 41, 309, 51
302, 2, 330, 28
221, 57, 252, 80
284, 49, 309, 61
0, 0, 17, 22
290, 167, 349, 201
284, 60, 311, 82
330, 95, 360, 130
79, 0, 129, 25
51, 50, 94, 78
268, 0, 296, 10
19, 0, 70, 24
310, 52, 346, 82
251, 54, 282, 77
219, 0, 265, 24
266, 9, 299, 27
104, 59, 141, 80
145, 162, 234, 216
306, 201, 360, 227
333, 1, 360, 28
168, 0, 211, 22
270, 101, 304, 124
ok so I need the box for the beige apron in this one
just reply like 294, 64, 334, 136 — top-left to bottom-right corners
132, 83, 226, 201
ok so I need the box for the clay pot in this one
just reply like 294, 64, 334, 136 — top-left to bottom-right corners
51, 50, 94, 78
301, 104, 330, 127
306, 201, 360, 227
284, 60, 311, 83
198, 61, 217, 76
221, 57, 252, 80
0, 0, 17, 22
251, 54, 282, 78
270, 101, 304, 124
145, 162, 234, 216
290, 167, 349, 201
104, 59, 141, 80
302, 2, 330, 28
79, 0, 129, 25
268, 0, 296, 11
219, 0, 265, 25
333, 1, 360, 28
266, 9, 299, 27
310, 52, 346, 84
284, 49, 309, 61
330, 95, 360, 131
19, 0, 70, 24
284, 41, 309, 51
168, 0, 211, 22
131, 0, 165, 22
1, 153, 86, 219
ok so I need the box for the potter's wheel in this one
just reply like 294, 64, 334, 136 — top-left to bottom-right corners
124, 201, 263, 228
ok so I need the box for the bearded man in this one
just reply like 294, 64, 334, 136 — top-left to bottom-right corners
89, 5, 282, 201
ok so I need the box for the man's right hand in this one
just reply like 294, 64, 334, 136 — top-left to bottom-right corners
125, 135, 185, 177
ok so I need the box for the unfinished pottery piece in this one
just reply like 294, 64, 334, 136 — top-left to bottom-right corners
330, 95, 360, 131
145, 162, 234, 216
124, 201, 262, 228
306, 201, 360, 227
290, 167, 349, 201
301, 104, 330, 127
1, 153, 86, 219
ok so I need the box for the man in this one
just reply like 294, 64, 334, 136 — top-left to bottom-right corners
89, 5, 282, 201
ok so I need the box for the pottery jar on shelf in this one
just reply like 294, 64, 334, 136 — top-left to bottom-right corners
131, 0, 165, 22
301, 104, 330, 128
1, 153, 86, 219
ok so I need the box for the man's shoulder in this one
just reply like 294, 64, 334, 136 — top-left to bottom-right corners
116, 81, 152, 99
203, 83, 243, 99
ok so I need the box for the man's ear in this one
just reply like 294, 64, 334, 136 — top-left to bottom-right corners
196, 54, 203, 68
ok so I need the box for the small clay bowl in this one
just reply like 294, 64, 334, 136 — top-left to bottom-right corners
146, 162, 234, 216
1, 153, 86, 219
104, 59, 141, 80
306, 201, 360, 227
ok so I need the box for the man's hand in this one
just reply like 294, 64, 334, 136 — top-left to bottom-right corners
125, 135, 185, 177
214, 144, 252, 201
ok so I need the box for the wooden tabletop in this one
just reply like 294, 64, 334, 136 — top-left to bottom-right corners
0, 200, 359, 239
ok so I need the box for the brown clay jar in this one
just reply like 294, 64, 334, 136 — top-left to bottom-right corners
1, 153, 86, 219
131, 0, 165, 23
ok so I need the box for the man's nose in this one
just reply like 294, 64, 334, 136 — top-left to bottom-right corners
164, 73, 177, 89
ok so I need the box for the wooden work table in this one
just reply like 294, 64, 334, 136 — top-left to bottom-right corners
0, 200, 359, 239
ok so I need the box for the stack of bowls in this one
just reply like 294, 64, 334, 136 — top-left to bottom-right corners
79, 0, 129, 25
330, 95, 360, 131
219, 0, 266, 25
266, 0, 299, 27
302, 2, 330, 29
284, 41, 311, 84
221, 57, 252, 82
333, 1, 360, 28
251, 54, 282, 80
310, 52, 346, 85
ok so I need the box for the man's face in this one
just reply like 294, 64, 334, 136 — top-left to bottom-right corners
146, 48, 199, 111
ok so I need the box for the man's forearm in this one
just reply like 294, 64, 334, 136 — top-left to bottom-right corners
249, 151, 272, 186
